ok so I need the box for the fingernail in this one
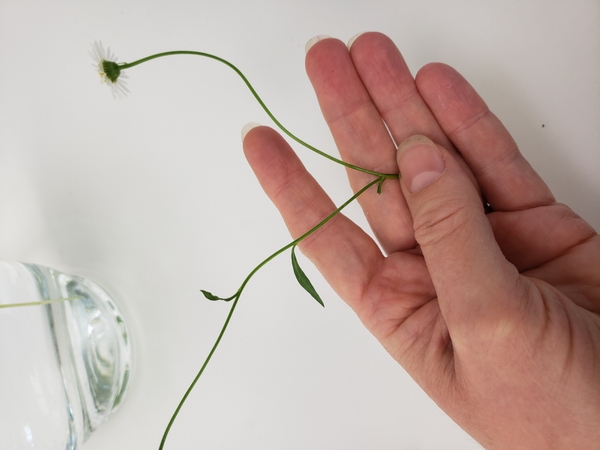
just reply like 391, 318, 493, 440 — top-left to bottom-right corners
305, 35, 331, 54
347, 32, 364, 50
397, 135, 445, 193
241, 122, 261, 141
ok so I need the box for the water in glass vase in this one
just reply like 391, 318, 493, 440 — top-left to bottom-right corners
0, 262, 132, 449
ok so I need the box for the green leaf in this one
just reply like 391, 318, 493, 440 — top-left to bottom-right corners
291, 245, 324, 307
201, 290, 227, 301
377, 177, 385, 194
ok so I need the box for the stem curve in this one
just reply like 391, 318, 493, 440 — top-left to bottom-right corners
118, 51, 398, 179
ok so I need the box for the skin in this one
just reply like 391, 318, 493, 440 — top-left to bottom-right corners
242, 33, 600, 449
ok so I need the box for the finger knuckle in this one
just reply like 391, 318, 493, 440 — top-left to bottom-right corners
413, 198, 472, 248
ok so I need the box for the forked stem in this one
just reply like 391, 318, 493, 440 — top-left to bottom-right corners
112, 45, 400, 449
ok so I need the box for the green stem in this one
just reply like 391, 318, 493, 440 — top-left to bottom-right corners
0, 296, 81, 309
118, 51, 398, 180
158, 176, 381, 449
236, 175, 381, 294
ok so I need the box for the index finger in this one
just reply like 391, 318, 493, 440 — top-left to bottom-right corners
243, 125, 384, 305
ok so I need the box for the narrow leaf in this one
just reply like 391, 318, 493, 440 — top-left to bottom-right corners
201, 290, 227, 301
291, 245, 324, 307
377, 177, 384, 195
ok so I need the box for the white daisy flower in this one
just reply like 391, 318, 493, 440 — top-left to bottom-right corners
90, 41, 130, 98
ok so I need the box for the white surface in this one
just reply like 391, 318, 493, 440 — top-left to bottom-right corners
1, 1, 598, 449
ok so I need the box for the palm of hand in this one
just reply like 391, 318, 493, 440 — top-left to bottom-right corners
362, 202, 600, 448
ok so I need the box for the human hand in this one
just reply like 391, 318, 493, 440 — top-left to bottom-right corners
242, 33, 600, 449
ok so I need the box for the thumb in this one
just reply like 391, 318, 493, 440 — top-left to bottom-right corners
396, 135, 525, 340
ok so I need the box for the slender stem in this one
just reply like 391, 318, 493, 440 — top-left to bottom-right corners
158, 291, 242, 450
158, 176, 381, 449
0, 296, 81, 309
118, 51, 398, 180
235, 175, 381, 294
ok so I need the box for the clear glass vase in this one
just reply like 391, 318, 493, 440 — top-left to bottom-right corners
0, 262, 132, 449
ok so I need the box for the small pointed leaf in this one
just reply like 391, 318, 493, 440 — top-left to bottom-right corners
291, 245, 324, 307
377, 177, 384, 195
201, 290, 226, 301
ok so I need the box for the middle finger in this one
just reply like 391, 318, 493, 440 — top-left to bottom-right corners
306, 36, 414, 253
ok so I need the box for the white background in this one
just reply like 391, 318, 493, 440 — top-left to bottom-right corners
1, 1, 599, 449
